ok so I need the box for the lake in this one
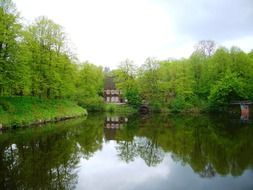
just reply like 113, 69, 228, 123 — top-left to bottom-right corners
0, 113, 253, 190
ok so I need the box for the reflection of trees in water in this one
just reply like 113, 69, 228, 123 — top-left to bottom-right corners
0, 131, 79, 190
116, 141, 137, 163
1, 112, 253, 190
113, 116, 165, 166
116, 137, 165, 167
114, 114, 253, 177
136, 137, 165, 167
199, 163, 216, 178
0, 117, 104, 190
75, 119, 103, 159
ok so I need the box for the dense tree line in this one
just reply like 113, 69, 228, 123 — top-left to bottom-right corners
1, 0, 253, 112
0, 0, 103, 103
113, 42, 253, 111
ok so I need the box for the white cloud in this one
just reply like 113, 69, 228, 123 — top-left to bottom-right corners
14, 0, 253, 68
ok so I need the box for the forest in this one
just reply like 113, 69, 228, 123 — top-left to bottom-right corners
113, 45, 253, 112
1, 0, 253, 115
0, 0, 104, 116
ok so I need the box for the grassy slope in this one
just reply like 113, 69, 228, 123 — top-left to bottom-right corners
0, 96, 87, 128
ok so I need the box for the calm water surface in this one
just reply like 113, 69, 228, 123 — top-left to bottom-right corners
0, 114, 253, 190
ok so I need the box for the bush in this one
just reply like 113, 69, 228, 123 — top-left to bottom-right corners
105, 103, 137, 114
208, 72, 247, 110
105, 104, 117, 113
169, 96, 189, 113
0, 99, 15, 113
125, 90, 141, 108
149, 101, 162, 113
78, 97, 105, 112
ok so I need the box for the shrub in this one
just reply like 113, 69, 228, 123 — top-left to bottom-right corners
78, 97, 105, 112
125, 90, 141, 108
149, 101, 162, 113
208, 72, 247, 110
0, 99, 15, 113
169, 96, 188, 113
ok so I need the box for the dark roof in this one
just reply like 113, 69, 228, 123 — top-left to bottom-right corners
104, 76, 116, 90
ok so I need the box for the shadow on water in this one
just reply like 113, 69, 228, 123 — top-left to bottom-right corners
0, 113, 253, 189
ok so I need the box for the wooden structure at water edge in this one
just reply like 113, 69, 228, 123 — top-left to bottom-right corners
230, 101, 253, 121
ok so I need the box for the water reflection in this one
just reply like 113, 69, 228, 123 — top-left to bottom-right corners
104, 116, 128, 129
0, 114, 253, 189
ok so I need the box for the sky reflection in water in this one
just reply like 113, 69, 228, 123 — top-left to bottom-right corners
76, 140, 253, 190
0, 114, 253, 190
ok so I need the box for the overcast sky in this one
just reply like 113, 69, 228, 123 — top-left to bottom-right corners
14, 0, 253, 68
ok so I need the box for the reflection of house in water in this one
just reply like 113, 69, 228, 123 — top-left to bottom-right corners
104, 116, 128, 141
104, 116, 128, 129
104, 116, 128, 140
104, 76, 126, 103
240, 103, 250, 121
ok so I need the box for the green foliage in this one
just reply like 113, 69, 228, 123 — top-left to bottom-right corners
74, 62, 104, 111
149, 101, 162, 113
125, 90, 141, 108
208, 72, 247, 110
0, 0, 22, 95
113, 59, 140, 107
78, 97, 105, 112
0, 1, 253, 114
138, 58, 161, 102
104, 103, 137, 114
112, 43, 253, 112
75, 62, 104, 100
169, 96, 188, 113
0, 98, 15, 112
0, 0, 105, 112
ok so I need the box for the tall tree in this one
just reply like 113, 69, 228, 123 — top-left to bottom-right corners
113, 59, 140, 107
0, 0, 22, 95
24, 16, 72, 98
139, 57, 160, 103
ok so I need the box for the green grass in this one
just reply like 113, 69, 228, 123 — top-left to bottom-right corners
104, 103, 137, 114
0, 96, 87, 128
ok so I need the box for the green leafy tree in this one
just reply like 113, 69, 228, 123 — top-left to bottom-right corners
0, 0, 23, 95
113, 59, 141, 107
76, 62, 104, 111
24, 16, 76, 98
208, 72, 247, 109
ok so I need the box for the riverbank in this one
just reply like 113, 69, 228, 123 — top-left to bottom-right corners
104, 103, 137, 114
0, 97, 87, 128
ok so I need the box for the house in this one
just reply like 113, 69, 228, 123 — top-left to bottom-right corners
104, 76, 126, 103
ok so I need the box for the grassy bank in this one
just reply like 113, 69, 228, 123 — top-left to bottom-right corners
77, 98, 138, 114
104, 103, 137, 114
0, 96, 87, 128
